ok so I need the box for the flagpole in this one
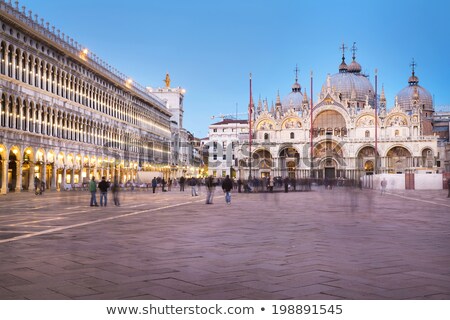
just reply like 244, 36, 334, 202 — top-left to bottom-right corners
310, 70, 314, 178
248, 73, 253, 180
374, 68, 378, 174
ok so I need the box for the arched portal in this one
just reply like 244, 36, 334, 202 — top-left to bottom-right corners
357, 146, 377, 175
252, 149, 273, 179
279, 147, 299, 178
313, 140, 344, 179
313, 110, 347, 138
386, 146, 411, 173
8, 149, 18, 191
421, 148, 433, 168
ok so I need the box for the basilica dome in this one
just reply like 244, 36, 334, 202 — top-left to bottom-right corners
328, 72, 374, 105
324, 43, 375, 107
396, 68, 433, 114
282, 81, 303, 111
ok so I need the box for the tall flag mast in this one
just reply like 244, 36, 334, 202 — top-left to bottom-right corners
310, 70, 314, 178
248, 73, 253, 180
374, 68, 378, 174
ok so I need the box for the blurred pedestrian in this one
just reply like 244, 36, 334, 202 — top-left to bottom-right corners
151, 177, 157, 194
179, 176, 185, 191
381, 178, 387, 195
89, 176, 98, 207
190, 177, 198, 196
222, 175, 233, 204
112, 179, 120, 206
205, 176, 215, 204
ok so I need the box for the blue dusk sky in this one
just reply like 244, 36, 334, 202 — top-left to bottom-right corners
19, 0, 450, 138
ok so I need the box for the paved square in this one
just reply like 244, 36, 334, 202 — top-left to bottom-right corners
0, 187, 449, 299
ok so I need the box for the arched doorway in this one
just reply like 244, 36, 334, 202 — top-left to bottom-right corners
22, 149, 33, 190
364, 160, 374, 173
421, 148, 433, 168
279, 147, 299, 178
313, 140, 344, 179
8, 149, 18, 191
252, 149, 273, 179
357, 146, 377, 175
386, 146, 411, 173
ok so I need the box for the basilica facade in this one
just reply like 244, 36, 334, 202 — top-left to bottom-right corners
237, 47, 439, 182
0, 1, 172, 193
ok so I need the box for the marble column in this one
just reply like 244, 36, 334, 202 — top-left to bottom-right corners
51, 165, 57, 191
1, 160, 8, 194
28, 162, 35, 192
15, 160, 22, 192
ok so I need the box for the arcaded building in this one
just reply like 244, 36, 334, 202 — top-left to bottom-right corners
0, 1, 172, 193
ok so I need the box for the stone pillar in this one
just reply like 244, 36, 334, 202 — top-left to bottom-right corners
51, 165, 57, 191
62, 167, 67, 188
11, 51, 17, 80
41, 161, 47, 190
15, 160, 22, 192
70, 168, 74, 185
1, 160, 8, 194
28, 162, 35, 192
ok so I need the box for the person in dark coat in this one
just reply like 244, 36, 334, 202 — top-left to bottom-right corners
179, 176, 185, 191
237, 179, 242, 193
221, 175, 233, 204
151, 177, 157, 194
98, 176, 110, 207
205, 176, 215, 204
111, 178, 120, 206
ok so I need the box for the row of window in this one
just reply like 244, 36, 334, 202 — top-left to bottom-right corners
0, 34, 169, 135
0, 92, 166, 154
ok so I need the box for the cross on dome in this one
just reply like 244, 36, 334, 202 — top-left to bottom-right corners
351, 42, 357, 61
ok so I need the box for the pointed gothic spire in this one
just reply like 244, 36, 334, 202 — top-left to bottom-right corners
276, 90, 281, 106
380, 85, 386, 103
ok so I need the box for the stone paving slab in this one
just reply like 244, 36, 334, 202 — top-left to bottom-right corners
0, 188, 449, 299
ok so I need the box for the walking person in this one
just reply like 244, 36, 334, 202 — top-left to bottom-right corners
381, 177, 387, 195
205, 175, 215, 204
34, 176, 40, 193
268, 175, 274, 192
151, 177, 157, 194
179, 176, 185, 191
190, 177, 198, 196
89, 176, 99, 207
237, 178, 242, 193
111, 179, 120, 206
98, 176, 110, 207
222, 175, 233, 204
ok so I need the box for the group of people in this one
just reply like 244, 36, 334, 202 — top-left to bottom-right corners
87, 175, 235, 207
205, 175, 233, 205
89, 176, 120, 207
34, 176, 45, 195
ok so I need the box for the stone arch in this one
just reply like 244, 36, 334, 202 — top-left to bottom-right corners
357, 145, 377, 174
312, 109, 347, 137
421, 147, 434, 168
386, 146, 411, 173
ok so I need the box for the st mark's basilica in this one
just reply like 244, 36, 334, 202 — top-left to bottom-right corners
235, 44, 440, 185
